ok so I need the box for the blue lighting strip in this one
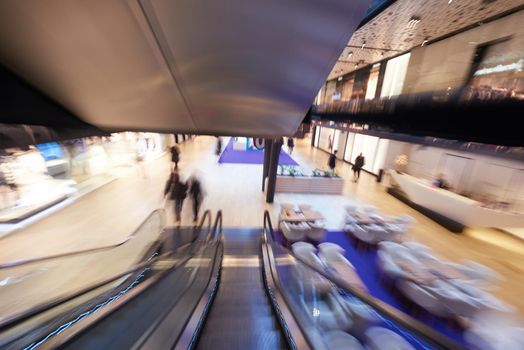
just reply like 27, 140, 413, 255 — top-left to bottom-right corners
23, 267, 151, 350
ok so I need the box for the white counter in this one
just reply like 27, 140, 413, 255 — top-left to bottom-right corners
390, 171, 524, 228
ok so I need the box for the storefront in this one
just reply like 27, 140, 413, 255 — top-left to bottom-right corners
313, 124, 390, 176
467, 38, 524, 100
1, 131, 170, 222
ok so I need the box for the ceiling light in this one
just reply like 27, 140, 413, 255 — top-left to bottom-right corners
448, 0, 453, 3
361, 41, 366, 49
421, 37, 429, 46
338, 77, 343, 81
407, 16, 421, 29
348, 51, 353, 58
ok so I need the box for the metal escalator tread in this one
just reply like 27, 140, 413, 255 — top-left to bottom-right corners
195, 228, 288, 350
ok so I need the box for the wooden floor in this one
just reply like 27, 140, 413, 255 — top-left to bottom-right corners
0, 135, 523, 321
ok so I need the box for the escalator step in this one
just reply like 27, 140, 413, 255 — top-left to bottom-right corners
195, 329, 287, 350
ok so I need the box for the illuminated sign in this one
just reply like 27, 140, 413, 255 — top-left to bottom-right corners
474, 59, 524, 76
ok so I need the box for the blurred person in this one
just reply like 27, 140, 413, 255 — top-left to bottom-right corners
0, 153, 20, 207
188, 172, 205, 223
170, 144, 180, 169
328, 150, 337, 176
432, 173, 449, 190
287, 137, 295, 154
215, 137, 222, 160
353, 153, 365, 182
135, 138, 147, 179
164, 167, 187, 224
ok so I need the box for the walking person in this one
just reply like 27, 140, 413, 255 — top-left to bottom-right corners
164, 168, 187, 225
215, 137, 222, 162
328, 150, 337, 176
287, 137, 295, 154
353, 153, 365, 182
170, 144, 180, 169
188, 173, 205, 223
135, 137, 147, 179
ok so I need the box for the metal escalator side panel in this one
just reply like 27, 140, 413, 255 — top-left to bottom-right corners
261, 234, 313, 350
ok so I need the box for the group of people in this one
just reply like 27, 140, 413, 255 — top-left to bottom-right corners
164, 144, 205, 224
327, 150, 365, 182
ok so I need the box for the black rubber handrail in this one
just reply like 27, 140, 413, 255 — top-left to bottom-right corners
42, 210, 223, 350
263, 210, 466, 350
211, 210, 223, 242
0, 209, 166, 269
0, 209, 213, 333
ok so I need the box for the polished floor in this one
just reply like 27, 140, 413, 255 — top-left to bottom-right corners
0, 135, 523, 322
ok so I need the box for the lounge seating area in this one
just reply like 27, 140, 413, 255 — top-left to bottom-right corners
290, 241, 415, 350
344, 204, 414, 245
377, 241, 513, 324
274, 202, 524, 349
279, 203, 326, 242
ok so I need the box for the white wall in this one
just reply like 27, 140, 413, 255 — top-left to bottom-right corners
373, 139, 390, 174
344, 132, 356, 163
314, 126, 321, 147
403, 144, 524, 211
336, 131, 348, 160
351, 134, 379, 173
380, 53, 411, 98
318, 127, 335, 152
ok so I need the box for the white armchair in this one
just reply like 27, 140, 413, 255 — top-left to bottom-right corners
306, 220, 326, 241
365, 327, 415, 350
280, 221, 307, 242
325, 331, 365, 350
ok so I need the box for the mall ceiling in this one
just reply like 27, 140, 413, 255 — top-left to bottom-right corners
0, 0, 368, 137
328, 0, 524, 80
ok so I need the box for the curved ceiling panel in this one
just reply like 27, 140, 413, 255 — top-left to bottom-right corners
0, 0, 369, 136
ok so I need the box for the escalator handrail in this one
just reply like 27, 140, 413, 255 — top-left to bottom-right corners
261, 214, 311, 350
192, 209, 212, 245
211, 210, 223, 242
0, 208, 167, 269
0, 210, 213, 333
173, 210, 224, 350
0, 252, 169, 333
46, 210, 223, 349
263, 210, 466, 350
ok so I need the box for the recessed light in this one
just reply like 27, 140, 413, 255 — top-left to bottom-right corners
448, 0, 453, 4
407, 16, 421, 29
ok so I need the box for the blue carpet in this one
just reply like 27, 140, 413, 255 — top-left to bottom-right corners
274, 230, 467, 348
218, 138, 298, 165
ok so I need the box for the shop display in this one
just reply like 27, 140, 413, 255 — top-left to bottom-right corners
0, 148, 77, 222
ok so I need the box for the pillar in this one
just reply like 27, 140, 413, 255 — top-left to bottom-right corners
266, 138, 283, 203
262, 138, 273, 191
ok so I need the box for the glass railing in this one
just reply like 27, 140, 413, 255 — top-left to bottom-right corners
0, 210, 221, 349
262, 210, 465, 350
0, 209, 166, 328
313, 87, 524, 116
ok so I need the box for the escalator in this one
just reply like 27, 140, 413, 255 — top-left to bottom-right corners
0, 210, 466, 350
195, 228, 287, 349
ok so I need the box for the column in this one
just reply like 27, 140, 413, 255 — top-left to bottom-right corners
311, 126, 317, 146
262, 138, 273, 191
266, 138, 283, 203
